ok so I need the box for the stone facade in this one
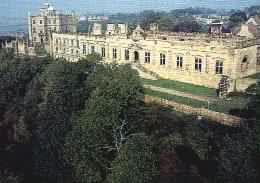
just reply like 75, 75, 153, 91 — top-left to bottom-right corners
51, 29, 260, 90
28, 3, 77, 46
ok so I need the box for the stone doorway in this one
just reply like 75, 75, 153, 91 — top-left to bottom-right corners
134, 51, 139, 62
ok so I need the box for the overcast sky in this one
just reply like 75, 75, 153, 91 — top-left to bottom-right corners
1, 0, 260, 18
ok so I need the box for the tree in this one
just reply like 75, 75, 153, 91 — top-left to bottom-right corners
109, 133, 157, 183
64, 64, 144, 183
32, 58, 97, 182
229, 11, 247, 29
216, 126, 257, 183
140, 10, 164, 30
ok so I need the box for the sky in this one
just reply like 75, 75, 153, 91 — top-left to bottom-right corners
0, 0, 260, 32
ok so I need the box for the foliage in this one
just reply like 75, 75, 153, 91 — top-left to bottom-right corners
109, 133, 157, 183
215, 125, 257, 183
229, 10, 247, 29
64, 63, 144, 182
0, 50, 258, 183
32, 58, 98, 182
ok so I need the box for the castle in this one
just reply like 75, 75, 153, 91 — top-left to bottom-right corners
51, 23, 260, 90
2, 3, 260, 91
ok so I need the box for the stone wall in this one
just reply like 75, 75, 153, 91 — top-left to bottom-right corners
144, 95, 243, 126
51, 33, 259, 90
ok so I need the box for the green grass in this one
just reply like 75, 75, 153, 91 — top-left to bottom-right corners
142, 78, 217, 97
145, 89, 249, 114
247, 73, 260, 80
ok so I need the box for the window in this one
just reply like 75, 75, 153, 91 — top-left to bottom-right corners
195, 57, 202, 72
145, 52, 151, 63
56, 39, 58, 44
71, 49, 74, 54
83, 44, 86, 54
216, 61, 224, 74
48, 19, 51, 24
32, 28, 36, 33
177, 56, 183, 68
77, 40, 80, 48
91, 46, 95, 53
241, 56, 249, 72
54, 27, 56, 32
40, 20, 43, 24
101, 47, 106, 57
113, 48, 117, 59
40, 30, 43, 34
71, 40, 74, 46
53, 19, 56, 24
160, 53, 166, 65
125, 49, 129, 60
56, 47, 58, 52
32, 20, 36, 24
33, 37, 36, 42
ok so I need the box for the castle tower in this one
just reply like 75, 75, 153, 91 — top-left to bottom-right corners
106, 24, 116, 35
117, 24, 128, 35
150, 23, 159, 32
92, 23, 102, 36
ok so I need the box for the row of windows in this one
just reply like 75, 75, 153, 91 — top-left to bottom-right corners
55, 44, 224, 74
110, 48, 224, 74
48, 19, 57, 24
32, 20, 43, 24
33, 19, 56, 24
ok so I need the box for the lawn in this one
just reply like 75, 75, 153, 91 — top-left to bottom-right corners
142, 78, 217, 97
145, 89, 249, 115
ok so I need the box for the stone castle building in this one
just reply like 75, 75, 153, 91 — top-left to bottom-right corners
28, 2, 77, 45
51, 23, 260, 90
3, 3, 259, 92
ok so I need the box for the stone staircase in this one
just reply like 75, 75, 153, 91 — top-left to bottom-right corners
132, 63, 163, 80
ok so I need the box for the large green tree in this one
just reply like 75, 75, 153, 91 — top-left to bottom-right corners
32, 57, 98, 182
64, 64, 143, 183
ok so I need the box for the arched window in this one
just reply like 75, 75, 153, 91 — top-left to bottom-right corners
241, 56, 249, 72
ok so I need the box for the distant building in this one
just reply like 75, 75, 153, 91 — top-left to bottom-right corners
87, 15, 109, 22
194, 15, 229, 25
28, 2, 77, 45
237, 15, 260, 38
